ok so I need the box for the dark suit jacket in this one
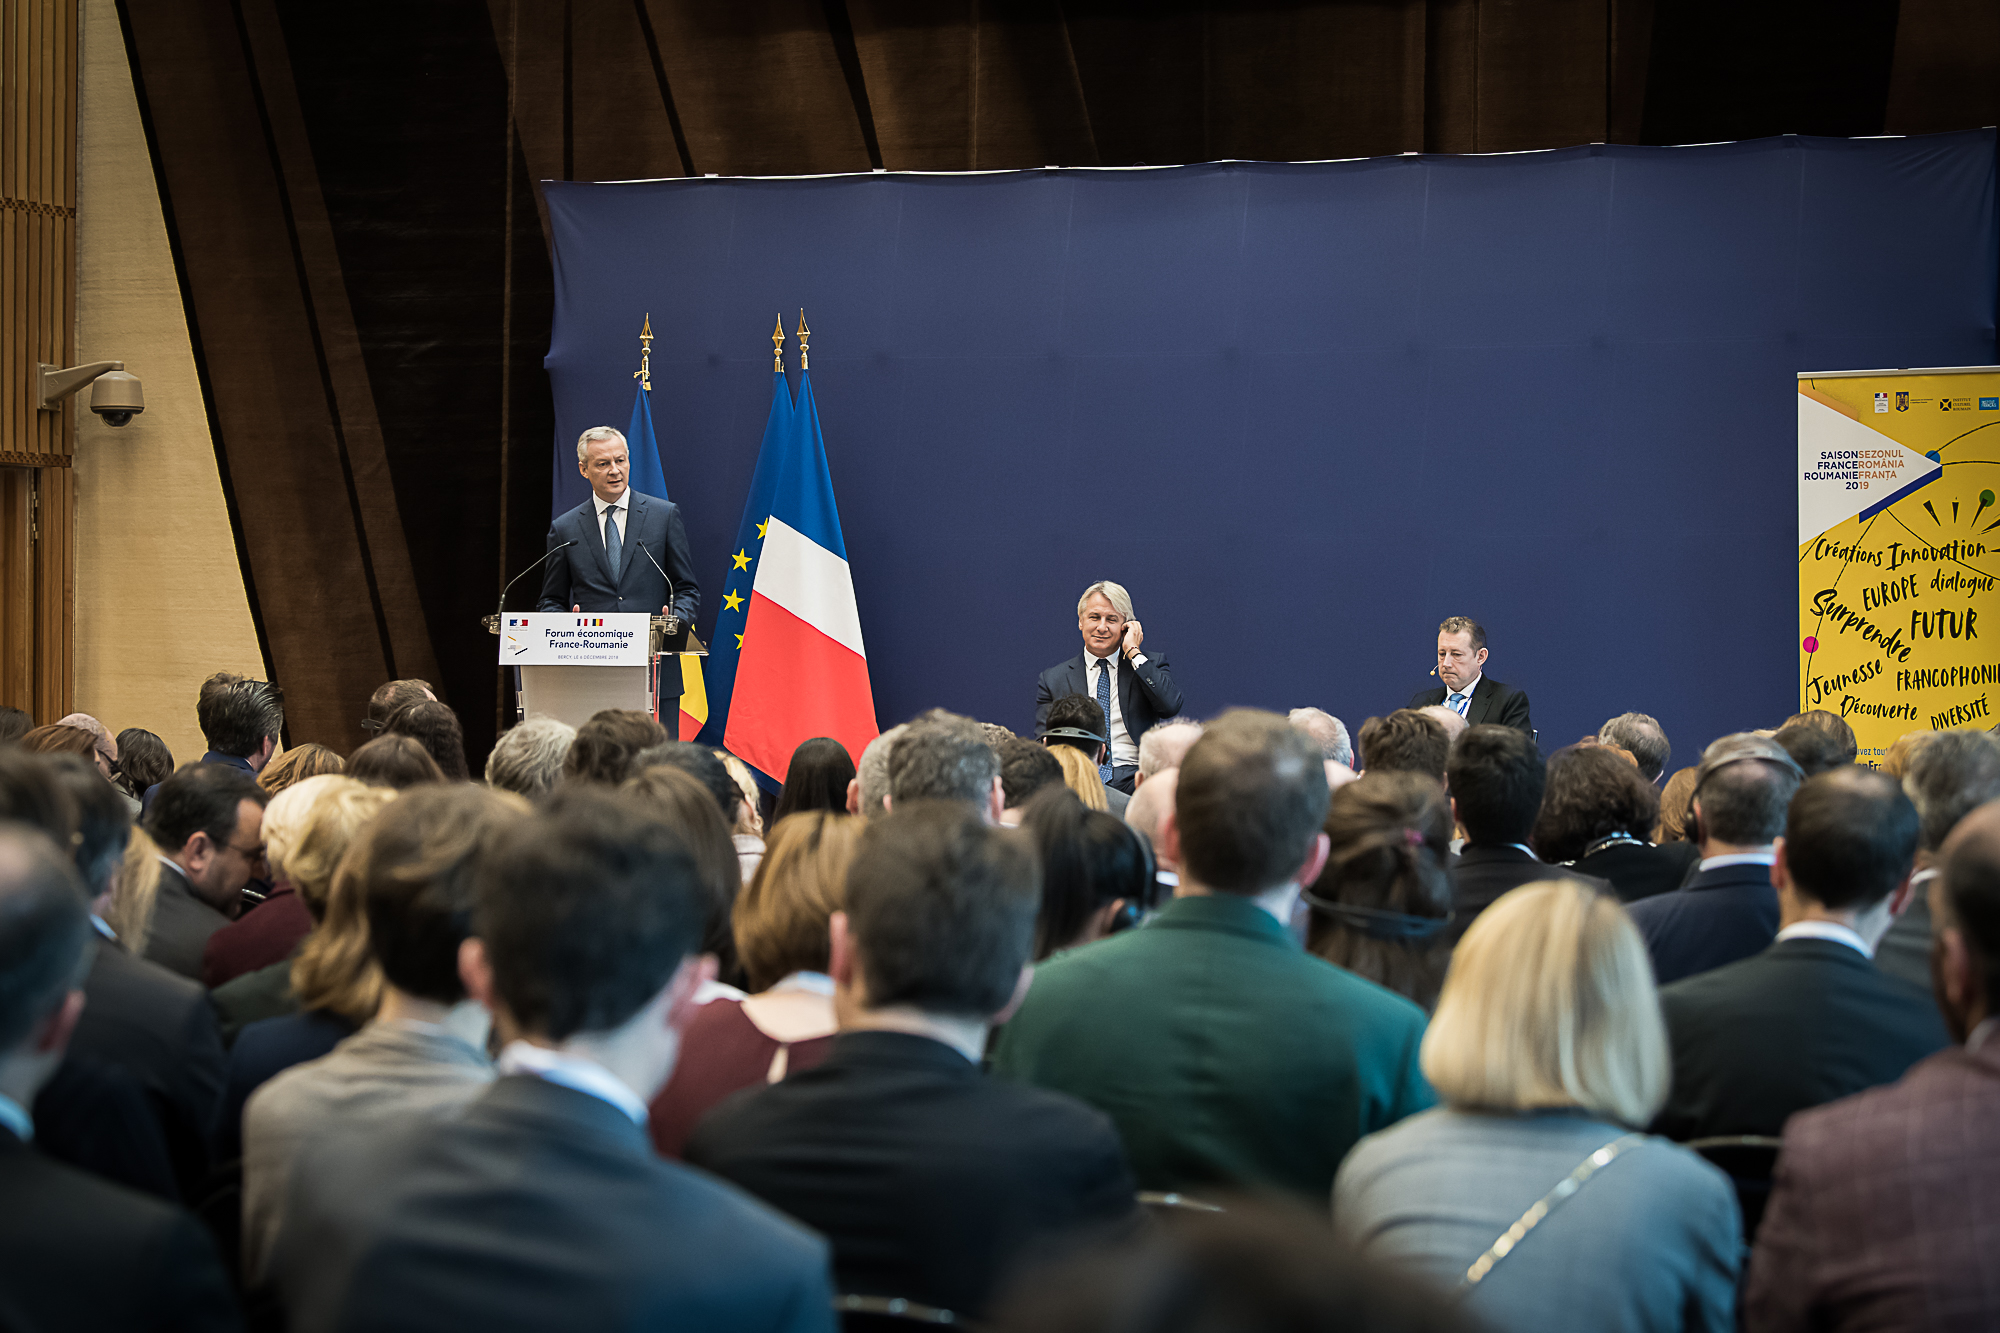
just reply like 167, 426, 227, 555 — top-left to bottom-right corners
271, 1074, 833, 1333
216, 1009, 357, 1160
993, 894, 1434, 1201
1745, 1041, 2000, 1331
1627, 859, 1780, 986
1408, 675, 1533, 734
1034, 651, 1184, 751
0, 1127, 241, 1333
1655, 937, 1951, 1142
1448, 845, 1611, 943
1572, 839, 1701, 905
687, 1030, 1138, 1318
74, 934, 226, 1194
143, 863, 236, 982
202, 888, 311, 990
537, 492, 699, 695
33, 1054, 181, 1202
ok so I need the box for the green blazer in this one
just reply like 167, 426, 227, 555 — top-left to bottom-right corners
992, 894, 1434, 1201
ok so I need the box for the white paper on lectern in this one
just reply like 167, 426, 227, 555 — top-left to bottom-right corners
498, 612, 651, 666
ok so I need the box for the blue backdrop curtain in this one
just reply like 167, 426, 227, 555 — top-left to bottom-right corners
543, 131, 1997, 758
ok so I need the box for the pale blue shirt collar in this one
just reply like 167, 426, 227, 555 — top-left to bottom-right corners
90, 914, 116, 942
0, 1091, 31, 1142
1699, 851, 1776, 873
496, 1040, 649, 1126
1444, 673, 1482, 711
1776, 919, 1873, 959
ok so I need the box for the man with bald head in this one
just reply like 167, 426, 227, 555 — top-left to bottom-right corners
1746, 798, 2000, 1330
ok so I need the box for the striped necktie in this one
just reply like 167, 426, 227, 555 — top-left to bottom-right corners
1095, 658, 1114, 783
1448, 690, 1468, 717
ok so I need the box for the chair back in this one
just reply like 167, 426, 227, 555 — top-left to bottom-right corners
835, 1294, 974, 1330
1684, 1135, 1783, 1241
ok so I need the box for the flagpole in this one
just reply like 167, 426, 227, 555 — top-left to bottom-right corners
772, 314, 785, 372
796, 310, 810, 371
635, 313, 653, 391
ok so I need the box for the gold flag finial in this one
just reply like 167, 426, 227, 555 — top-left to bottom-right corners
796, 310, 810, 371
634, 313, 654, 392
771, 315, 785, 372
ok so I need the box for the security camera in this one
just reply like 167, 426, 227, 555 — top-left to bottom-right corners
37, 360, 144, 427
89, 370, 144, 427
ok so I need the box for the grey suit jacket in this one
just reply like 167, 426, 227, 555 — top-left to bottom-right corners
272, 1073, 834, 1333
1336, 1107, 1740, 1333
142, 864, 234, 983
242, 1019, 493, 1284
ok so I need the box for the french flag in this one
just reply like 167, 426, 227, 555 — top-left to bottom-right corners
722, 370, 878, 779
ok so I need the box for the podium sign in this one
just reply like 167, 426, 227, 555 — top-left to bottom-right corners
499, 613, 650, 666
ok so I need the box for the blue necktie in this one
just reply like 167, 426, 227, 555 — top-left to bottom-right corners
1095, 658, 1114, 783
1448, 690, 1467, 716
604, 506, 622, 583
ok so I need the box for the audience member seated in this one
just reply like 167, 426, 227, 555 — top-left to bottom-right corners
256, 743, 343, 796
1445, 726, 1606, 942
847, 722, 908, 818
888, 711, 1004, 823
483, 714, 576, 797
22, 722, 102, 767
995, 709, 1432, 1201
1878, 726, 1931, 778
1289, 707, 1354, 767
623, 765, 754, 991
0, 703, 29, 744
650, 810, 859, 1157
1043, 694, 1125, 813
1019, 787, 1155, 958
114, 727, 174, 805
243, 785, 522, 1284
1303, 772, 1454, 1012
358, 678, 436, 736
719, 751, 769, 883
1415, 705, 1468, 747
688, 801, 1139, 1321
1123, 766, 1181, 894
1358, 710, 1450, 782
1628, 734, 1806, 986
194, 671, 286, 780
46, 716, 124, 795
1532, 744, 1697, 903
771, 736, 857, 823
1335, 879, 1739, 1331
993, 1198, 1473, 1333
203, 774, 346, 989
996, 736, 1063, 825
1773, 722, 1851, 777
343, 734, 445, 789
381, 698, 471, 782
209, 780, 397, 1044
564, 708, 668, 785
1655, 765, 1698, 843
106, 827, 162, 951
141, 764, 269, 980
1744, 798, 2000, 1331
1137, 718, 1203, 786
1781, 708, 1858, 767
1654, 769, 1948, 1149
218, 783, 399, 1156
1597, 711, 1672, 784
269, 788, 833, 1333
0, 825, 242, 1332
1875, 729, 2000, 989
40, 756, 226, 1199
636, 739, 753, 830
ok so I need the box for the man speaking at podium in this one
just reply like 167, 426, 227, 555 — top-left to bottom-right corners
1409, 615, 1533, 736
539, 426, 701, 734
1035, 580, 1184, 795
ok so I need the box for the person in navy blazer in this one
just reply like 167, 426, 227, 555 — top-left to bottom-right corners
1407, 616, 1533, 735
537, 427, 700, 706
1035, 581, 1184, 794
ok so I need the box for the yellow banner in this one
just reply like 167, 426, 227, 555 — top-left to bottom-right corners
1798, 369, 2000, 765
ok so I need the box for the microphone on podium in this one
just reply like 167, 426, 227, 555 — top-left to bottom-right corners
483, 540, 577, 631
637, 542, 680, 634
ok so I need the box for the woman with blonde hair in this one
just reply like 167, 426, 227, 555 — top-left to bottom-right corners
1334, 880, 1739, 1332
716, 749, 768, 883
649, 809, 861, 1157
257, 742, 344, 796
1047, 743, 1110, 813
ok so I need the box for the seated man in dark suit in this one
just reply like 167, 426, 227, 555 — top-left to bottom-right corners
993, 710, 1433, 1202
0, 824, 241, 1332
1408, 616, 1532, 735
537, 427, 700, 734
1745, 797, 2000, 1331
1445, 725, 1608, 942
269, 788, 832, 1333
141, 763, 269, 981
1874, 729, 2000, 989
1654, 768, 1949, 1147
1035, 581, 1184, 795
141, 671, 285, 816
687, 802, 1139, 1320
1628, 734, 1806, 986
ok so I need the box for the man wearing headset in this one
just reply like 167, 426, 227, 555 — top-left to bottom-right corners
1408, 616, 1533, 736
1627, 733, 1807, 987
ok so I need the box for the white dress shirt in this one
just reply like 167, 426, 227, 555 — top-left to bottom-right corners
1087, 652, 1141, 768
591, 489, 631, 551
1443, 673, 1482, 716
1697, 850, 1777, 874
496, 1040, 649, 1126
1775, 919, 1873, 959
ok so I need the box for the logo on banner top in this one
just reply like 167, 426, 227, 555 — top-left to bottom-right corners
1897, 392, 1909, 411
1875, 392, 1890, 413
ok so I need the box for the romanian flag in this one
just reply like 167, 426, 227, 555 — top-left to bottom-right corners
717, 368, 877, 780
